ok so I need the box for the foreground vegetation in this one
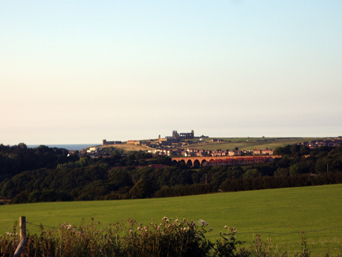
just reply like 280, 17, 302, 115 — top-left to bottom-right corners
1, 184, 341, 255
0, 217, 334, 257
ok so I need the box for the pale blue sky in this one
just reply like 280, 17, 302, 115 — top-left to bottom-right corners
1, 1, 342, 144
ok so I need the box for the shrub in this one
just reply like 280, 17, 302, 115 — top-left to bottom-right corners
0, 218, 319, 257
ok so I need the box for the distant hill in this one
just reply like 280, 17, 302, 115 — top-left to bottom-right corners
99, 143, 152, 152
185, 137, 322, 151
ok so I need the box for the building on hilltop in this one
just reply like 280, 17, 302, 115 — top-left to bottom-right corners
171, 130, 194, 139
102, 139, 122, 146
159, 130, 195, 145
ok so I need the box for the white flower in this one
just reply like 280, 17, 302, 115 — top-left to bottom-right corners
199, 219, 209, 227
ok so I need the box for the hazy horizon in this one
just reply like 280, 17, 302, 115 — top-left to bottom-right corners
7, 133, 340, 146
2, 1, 341, 145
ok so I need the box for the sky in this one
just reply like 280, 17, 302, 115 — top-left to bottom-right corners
1, 0, 342, 145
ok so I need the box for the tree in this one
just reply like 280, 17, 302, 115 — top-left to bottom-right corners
129, 179, 154, 198
289, 164, 300, 175
274, 168, 289, 177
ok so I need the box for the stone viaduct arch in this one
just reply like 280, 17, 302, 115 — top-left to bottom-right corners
171, 157, 222, 167
171, 156, 280, 167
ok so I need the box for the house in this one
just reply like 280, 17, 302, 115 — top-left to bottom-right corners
253, 149, 262, 155
262, 149, 274, 155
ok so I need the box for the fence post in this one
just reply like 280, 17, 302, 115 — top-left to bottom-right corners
14, 216, 28, 257
19, 216, 26, 240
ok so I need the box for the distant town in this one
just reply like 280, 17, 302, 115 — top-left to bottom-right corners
73, 130, 342, 163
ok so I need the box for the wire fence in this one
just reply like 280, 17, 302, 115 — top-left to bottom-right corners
2, 219, 341, 254
1, 220, 341, 236
24, 220, 342, 249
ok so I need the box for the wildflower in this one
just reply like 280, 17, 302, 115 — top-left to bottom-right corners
224, 225, 228, 229
144, 227, 148, 232
175, 219, 179, 222
183, 227, 187, 231
157, 226, 160, 230
137, 227, 141, 231
209, 228, 213, 231
129, 230, 132, 233
77, 231, 82, 236
199, 219, 209, 227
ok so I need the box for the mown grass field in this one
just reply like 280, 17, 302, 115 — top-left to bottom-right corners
96, 137, 324, 153
99, 143, 152, 152
1, 184, 341, 255
186, 137, 321, 151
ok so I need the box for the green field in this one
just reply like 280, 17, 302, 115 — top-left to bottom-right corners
186, 137, 320, 151
98, 137, 324, 153
1, 184, 341, 255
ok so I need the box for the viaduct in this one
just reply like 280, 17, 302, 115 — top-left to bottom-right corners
171, 155, 281, 167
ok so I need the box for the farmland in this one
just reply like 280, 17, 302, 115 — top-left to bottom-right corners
185, 137, 320, 151
97, 137, 323, 153
1, 184, 341, 255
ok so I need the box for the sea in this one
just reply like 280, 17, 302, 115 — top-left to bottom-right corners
27, 144, 98, 151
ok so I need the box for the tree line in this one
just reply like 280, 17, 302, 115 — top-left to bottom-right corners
1, 143, 342, 203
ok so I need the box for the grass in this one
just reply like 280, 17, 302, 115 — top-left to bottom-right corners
99, 143, 152, 152
185, 137, 321, 151
1, 184, 341, 255
97, 137, 324, 152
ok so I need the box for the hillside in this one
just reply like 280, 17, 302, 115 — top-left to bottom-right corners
99, 143, 152, 152
96, 137, 323, 153
185, 137, 321, 151
1, 184, 341, 255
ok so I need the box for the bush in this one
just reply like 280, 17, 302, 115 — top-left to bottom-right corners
0, 218, 319, 257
